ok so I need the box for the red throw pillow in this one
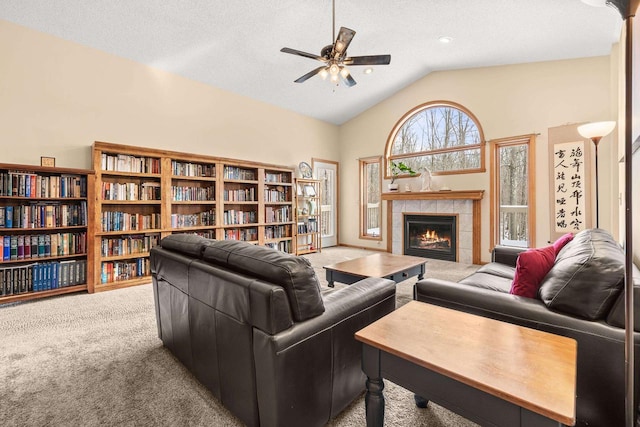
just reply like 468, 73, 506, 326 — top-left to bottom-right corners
552, 232, 574, 256
510, 245, 556, 298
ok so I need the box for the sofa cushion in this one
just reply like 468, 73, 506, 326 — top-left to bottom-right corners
160, 234, 209, 258
538, 228, 624, 320
509, 245, 556, 299
553, 232, 574, 256
459, 273, 513, 293
202, 240, 325, 321
476, 263, 516, 280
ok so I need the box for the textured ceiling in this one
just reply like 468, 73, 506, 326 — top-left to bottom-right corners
0, 0, 623, 125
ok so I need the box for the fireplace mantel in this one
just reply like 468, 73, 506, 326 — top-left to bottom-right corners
382, 190, 484, 201
384, 190, 484, 264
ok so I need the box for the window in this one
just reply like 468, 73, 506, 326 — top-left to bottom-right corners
385, 101, 485, 178
490, 134, 536, 249
360, 156, 382, 239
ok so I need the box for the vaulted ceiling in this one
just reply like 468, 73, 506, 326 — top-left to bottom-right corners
0, 0, 623, 124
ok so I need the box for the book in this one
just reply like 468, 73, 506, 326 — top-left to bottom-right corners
60, 261, 70, 287
68, 262, 76, 286
51, 261, 58, 289
44, 234, 51, 257
10, 235, 18, 260
12, 268, 19, 294
26, 264, 33, 292
24, 235, 31, 259
33, 264, 41, 292
17, 235, 24, 260
5, 206, 12, 228
30, 236, 37, 259
18, 267, 26, 293
3, 236, 9, 261
37, 235, 45, 258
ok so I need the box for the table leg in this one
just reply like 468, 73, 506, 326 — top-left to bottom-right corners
417, 263, 425, 281
326, 270, 335, 287
362, 345, 385, 427
365, 377, 385, 427
414, 394, 429, 408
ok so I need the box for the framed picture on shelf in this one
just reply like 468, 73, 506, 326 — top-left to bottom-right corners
303, 184, 316, 197
40, 156, 56, 167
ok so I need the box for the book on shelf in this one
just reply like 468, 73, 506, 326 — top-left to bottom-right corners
0, 261, 87, 295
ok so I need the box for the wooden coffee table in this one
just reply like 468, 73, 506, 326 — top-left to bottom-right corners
323, 253, 426, 287
355, 301, 577, 427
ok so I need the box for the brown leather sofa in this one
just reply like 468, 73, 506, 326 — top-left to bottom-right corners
414, 228, 640, 427
150, 234, 396, 427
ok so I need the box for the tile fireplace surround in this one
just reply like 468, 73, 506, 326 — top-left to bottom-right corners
381, 190, 484, 264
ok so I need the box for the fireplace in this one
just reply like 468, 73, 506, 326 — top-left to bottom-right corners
404, 214, 457, 261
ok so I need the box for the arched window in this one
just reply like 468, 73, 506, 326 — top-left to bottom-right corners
384, 101, 486, 178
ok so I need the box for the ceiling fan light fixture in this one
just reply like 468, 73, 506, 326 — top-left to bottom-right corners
330, 73, 339, 83
329, 63, 340, 75
319, 68, 329, 80
340, 67, 350, 78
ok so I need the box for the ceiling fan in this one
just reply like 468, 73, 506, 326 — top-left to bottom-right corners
280, 0, 391, 87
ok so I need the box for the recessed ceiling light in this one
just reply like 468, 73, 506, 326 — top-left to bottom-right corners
364, 68, 373, 74
438, 36, 453, 44
580, 0, 607, 6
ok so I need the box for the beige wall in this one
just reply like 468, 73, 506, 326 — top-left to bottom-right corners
339, 57, 616, 262
0, 19, 339, 170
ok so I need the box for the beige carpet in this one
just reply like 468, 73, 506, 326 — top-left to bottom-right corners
0, 247, 480, 426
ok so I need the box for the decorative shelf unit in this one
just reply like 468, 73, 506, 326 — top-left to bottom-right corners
168, 156, 217, 239
222, 164, 260, 244
0, 163, 95, 303
295, 178, 322, 255
92, 142, 163, 292
262, 168, 294, 253
92, 141, 297, 292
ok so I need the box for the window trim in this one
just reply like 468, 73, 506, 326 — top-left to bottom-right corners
489, 134, 536, 250
359, 156, 383, 240
384, 100, 486, 179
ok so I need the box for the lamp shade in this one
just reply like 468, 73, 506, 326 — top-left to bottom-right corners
577, 121, 616, 139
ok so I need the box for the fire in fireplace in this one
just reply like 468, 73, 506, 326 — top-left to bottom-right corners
404, 214, 457, 261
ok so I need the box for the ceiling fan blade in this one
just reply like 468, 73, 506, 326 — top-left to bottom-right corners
294, 66, 327, 83
281, 47, 326, 62
340, 72, 357, 87
344, 55, 391, 66
333, 27, 356, 58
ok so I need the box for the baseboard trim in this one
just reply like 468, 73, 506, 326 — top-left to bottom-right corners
336, 243, 388, 253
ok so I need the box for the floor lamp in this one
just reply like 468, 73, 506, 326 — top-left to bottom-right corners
601, 1, 638, 426
577, 121, 616, 228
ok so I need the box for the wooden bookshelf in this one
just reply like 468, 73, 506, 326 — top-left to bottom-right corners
92, 141, 296, 292
295, 178, 322, 255
0, 163, 94, 303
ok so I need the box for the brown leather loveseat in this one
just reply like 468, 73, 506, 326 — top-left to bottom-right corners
150, 234, 396, 427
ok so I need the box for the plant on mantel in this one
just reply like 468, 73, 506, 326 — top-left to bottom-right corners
389, 161, 417, 191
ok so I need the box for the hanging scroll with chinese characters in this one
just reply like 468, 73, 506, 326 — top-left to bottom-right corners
548, 125, 592, 241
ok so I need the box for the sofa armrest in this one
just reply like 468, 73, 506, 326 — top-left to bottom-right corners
492, 245, 527, 267
252, 277, 396, 427
256, 276, 396, 353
